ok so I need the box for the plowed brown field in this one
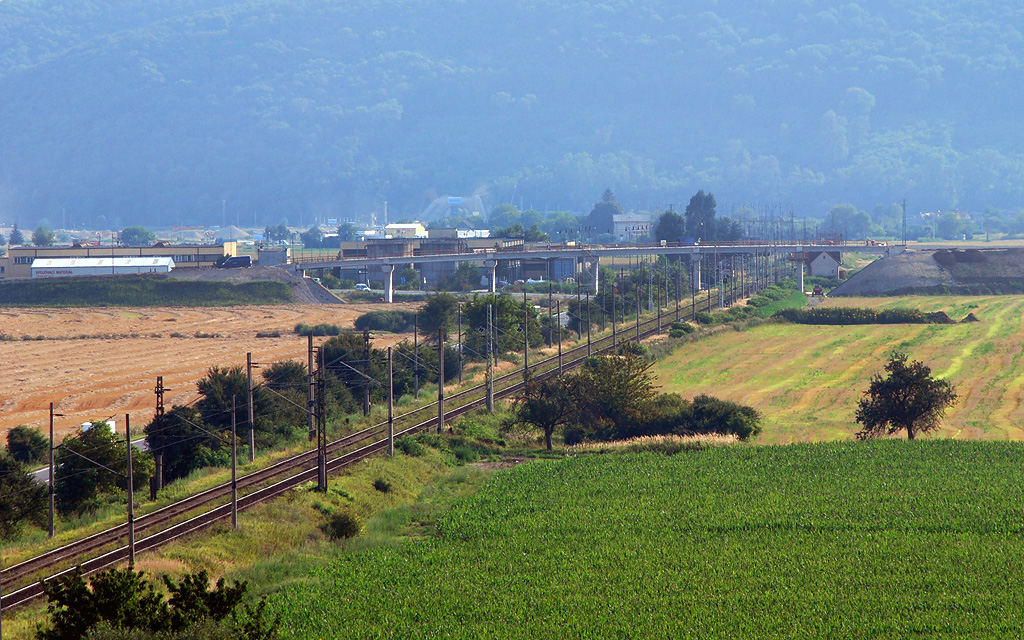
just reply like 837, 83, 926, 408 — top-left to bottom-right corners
0, 303, 418, 444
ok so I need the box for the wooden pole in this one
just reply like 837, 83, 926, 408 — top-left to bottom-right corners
48, 403, 55, 538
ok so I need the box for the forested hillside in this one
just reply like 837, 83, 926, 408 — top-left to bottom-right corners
0, 0, 1021, 228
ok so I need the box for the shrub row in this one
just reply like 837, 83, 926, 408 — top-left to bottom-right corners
354, 310, 417, 333
0, 276, 293, 307
294, 322, 342, 336
775, 307, 956, 325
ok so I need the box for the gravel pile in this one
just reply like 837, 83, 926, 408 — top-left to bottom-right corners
832, 248, 1024, 296
168, 265, 343, 304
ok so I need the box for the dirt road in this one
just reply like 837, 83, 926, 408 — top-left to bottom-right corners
0, 303, 418, 444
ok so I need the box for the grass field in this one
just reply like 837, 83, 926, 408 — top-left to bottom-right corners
652, 295, 1024, 443
268, 442, 1024, 638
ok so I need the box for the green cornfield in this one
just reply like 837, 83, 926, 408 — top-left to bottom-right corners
270, 442, 1024, 638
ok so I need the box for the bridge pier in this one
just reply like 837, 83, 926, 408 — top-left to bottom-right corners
485, 260, 497, 293
381, 264, 395, 303
591, 257, 599, 294
798, 260, 805, 293
693, 256, 701, 292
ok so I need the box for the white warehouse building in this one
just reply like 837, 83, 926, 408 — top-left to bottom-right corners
31, 257, 175, 278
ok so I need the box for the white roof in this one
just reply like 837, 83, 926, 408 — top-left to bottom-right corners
31, 257, 175, 268
385, 223, 425, 229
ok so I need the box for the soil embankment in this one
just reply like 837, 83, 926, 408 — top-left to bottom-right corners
831, 248, 1024, 296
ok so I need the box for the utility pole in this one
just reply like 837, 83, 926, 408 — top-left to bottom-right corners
486, 304, 494, 413
307, 334, 315, 441
413, 314, 419, 399
457, 303, 463, 384
586, 292, 592, 356
902, 198, 907, 246
548, 283, 553, 348
362, 327, 371, 416
523, 290, 529, 389
437, 328, 445, 433
576, 283, 582, 340
611, 278, 617, 348
387, 347, 394, 456
231, 397, 237, 529
154, 377, 164, 493
246, 353, 255, 462
636, 268, 641, 343
49, 403, 60, 538
125, 414, 135, 569
556, 300, 563, 373
317, 349, 327, 492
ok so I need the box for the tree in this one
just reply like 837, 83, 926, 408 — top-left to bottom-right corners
462, 293, 544, 359
54, 423, 153, 515
419, 292, 459, 340
684, 190, 716, 240
33, 225, 55, 246
654, 209, 686, 242
0, 229, 6, 245
0, 451, 47, 537
299, 226, 324, 248
144, 406, 228, 484
7, 424, 49, 464
570, 351, 658, 440
263, 223, 290, 244
855, 352, 958, 441
10, 224, 25, 245
119, 226, 156, 246
586, 188, 624, 236
513, 374, 580, 449
336, 222, 360, 241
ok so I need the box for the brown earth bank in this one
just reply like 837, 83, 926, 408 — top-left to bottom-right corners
831, 248, 1024, 296
0, 303, 420, 444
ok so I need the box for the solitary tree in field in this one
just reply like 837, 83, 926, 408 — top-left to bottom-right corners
855, 352, 958, 441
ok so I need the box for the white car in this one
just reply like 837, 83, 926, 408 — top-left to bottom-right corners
355, 283, 371, 291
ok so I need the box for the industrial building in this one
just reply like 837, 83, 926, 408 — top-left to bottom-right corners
0, 241, 236, 280
30, 257, 175, 278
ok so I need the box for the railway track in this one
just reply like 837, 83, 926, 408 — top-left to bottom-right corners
1, 279, 766, 611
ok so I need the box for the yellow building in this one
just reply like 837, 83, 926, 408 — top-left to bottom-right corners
0, 241, 236, 280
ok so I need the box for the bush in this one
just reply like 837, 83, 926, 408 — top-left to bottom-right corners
323, 511, 361, 540
294, 322, 342, 336
7, 424, 48, 464
353, 310, 417, 333
685, 394, 762, 440
395, 437, 425, 457
693, 311, 713, 324
372, 478, 392, 493
320, 274, 341, 289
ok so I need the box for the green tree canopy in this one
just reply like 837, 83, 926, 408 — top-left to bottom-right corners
9, 225, 24, 245
419, 292, 459, 340
33, 225, 55, 246
855, 352, 958, 441
0, 451, 47, 537
684, 190, 716, 240
55, 423, 153, 515
7, 424, 48, 464
654, 209, 686, 242
586, 188, 624, 236
336, 222, 360, 241
119, 225, 156, 246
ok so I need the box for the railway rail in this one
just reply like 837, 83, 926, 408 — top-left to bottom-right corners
1, 274, 770, 612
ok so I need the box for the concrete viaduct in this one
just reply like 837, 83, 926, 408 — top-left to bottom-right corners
292, 242, 897, 303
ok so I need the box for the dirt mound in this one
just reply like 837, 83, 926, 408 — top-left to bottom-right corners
167, 265, 342, 304
962, 313, 981, 323
831, 248, 1024, 296
925, 311, 956, 324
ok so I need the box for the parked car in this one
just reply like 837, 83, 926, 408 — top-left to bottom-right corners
220, 255, 252, 268
497, 280, 511, 287
355, 283, 371, 291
